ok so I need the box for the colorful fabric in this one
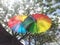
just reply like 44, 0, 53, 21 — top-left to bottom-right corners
8, 14, 52, 34
8, 15, 27, 34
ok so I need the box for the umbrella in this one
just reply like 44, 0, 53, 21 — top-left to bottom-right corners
22, 13, 52, 34
8, 15, 27, 34
8, 14, 52, 34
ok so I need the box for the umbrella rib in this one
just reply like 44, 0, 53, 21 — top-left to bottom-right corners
18, 33, 30, 41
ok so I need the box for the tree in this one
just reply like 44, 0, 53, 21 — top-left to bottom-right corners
0, 0, 60, 45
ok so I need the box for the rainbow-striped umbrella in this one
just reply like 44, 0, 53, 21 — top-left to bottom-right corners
8, 14, 52, 34
8, 15, 27, 34
22, 14, 52, 34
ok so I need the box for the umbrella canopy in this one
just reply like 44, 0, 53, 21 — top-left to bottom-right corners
8, 14, 52, 34
8, 15, 27, 34
22, 13, 52, 34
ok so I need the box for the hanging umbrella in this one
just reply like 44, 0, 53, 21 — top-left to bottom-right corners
22, 13, 52, 34
8, 15, 27, 34
8, 14, 52, 34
